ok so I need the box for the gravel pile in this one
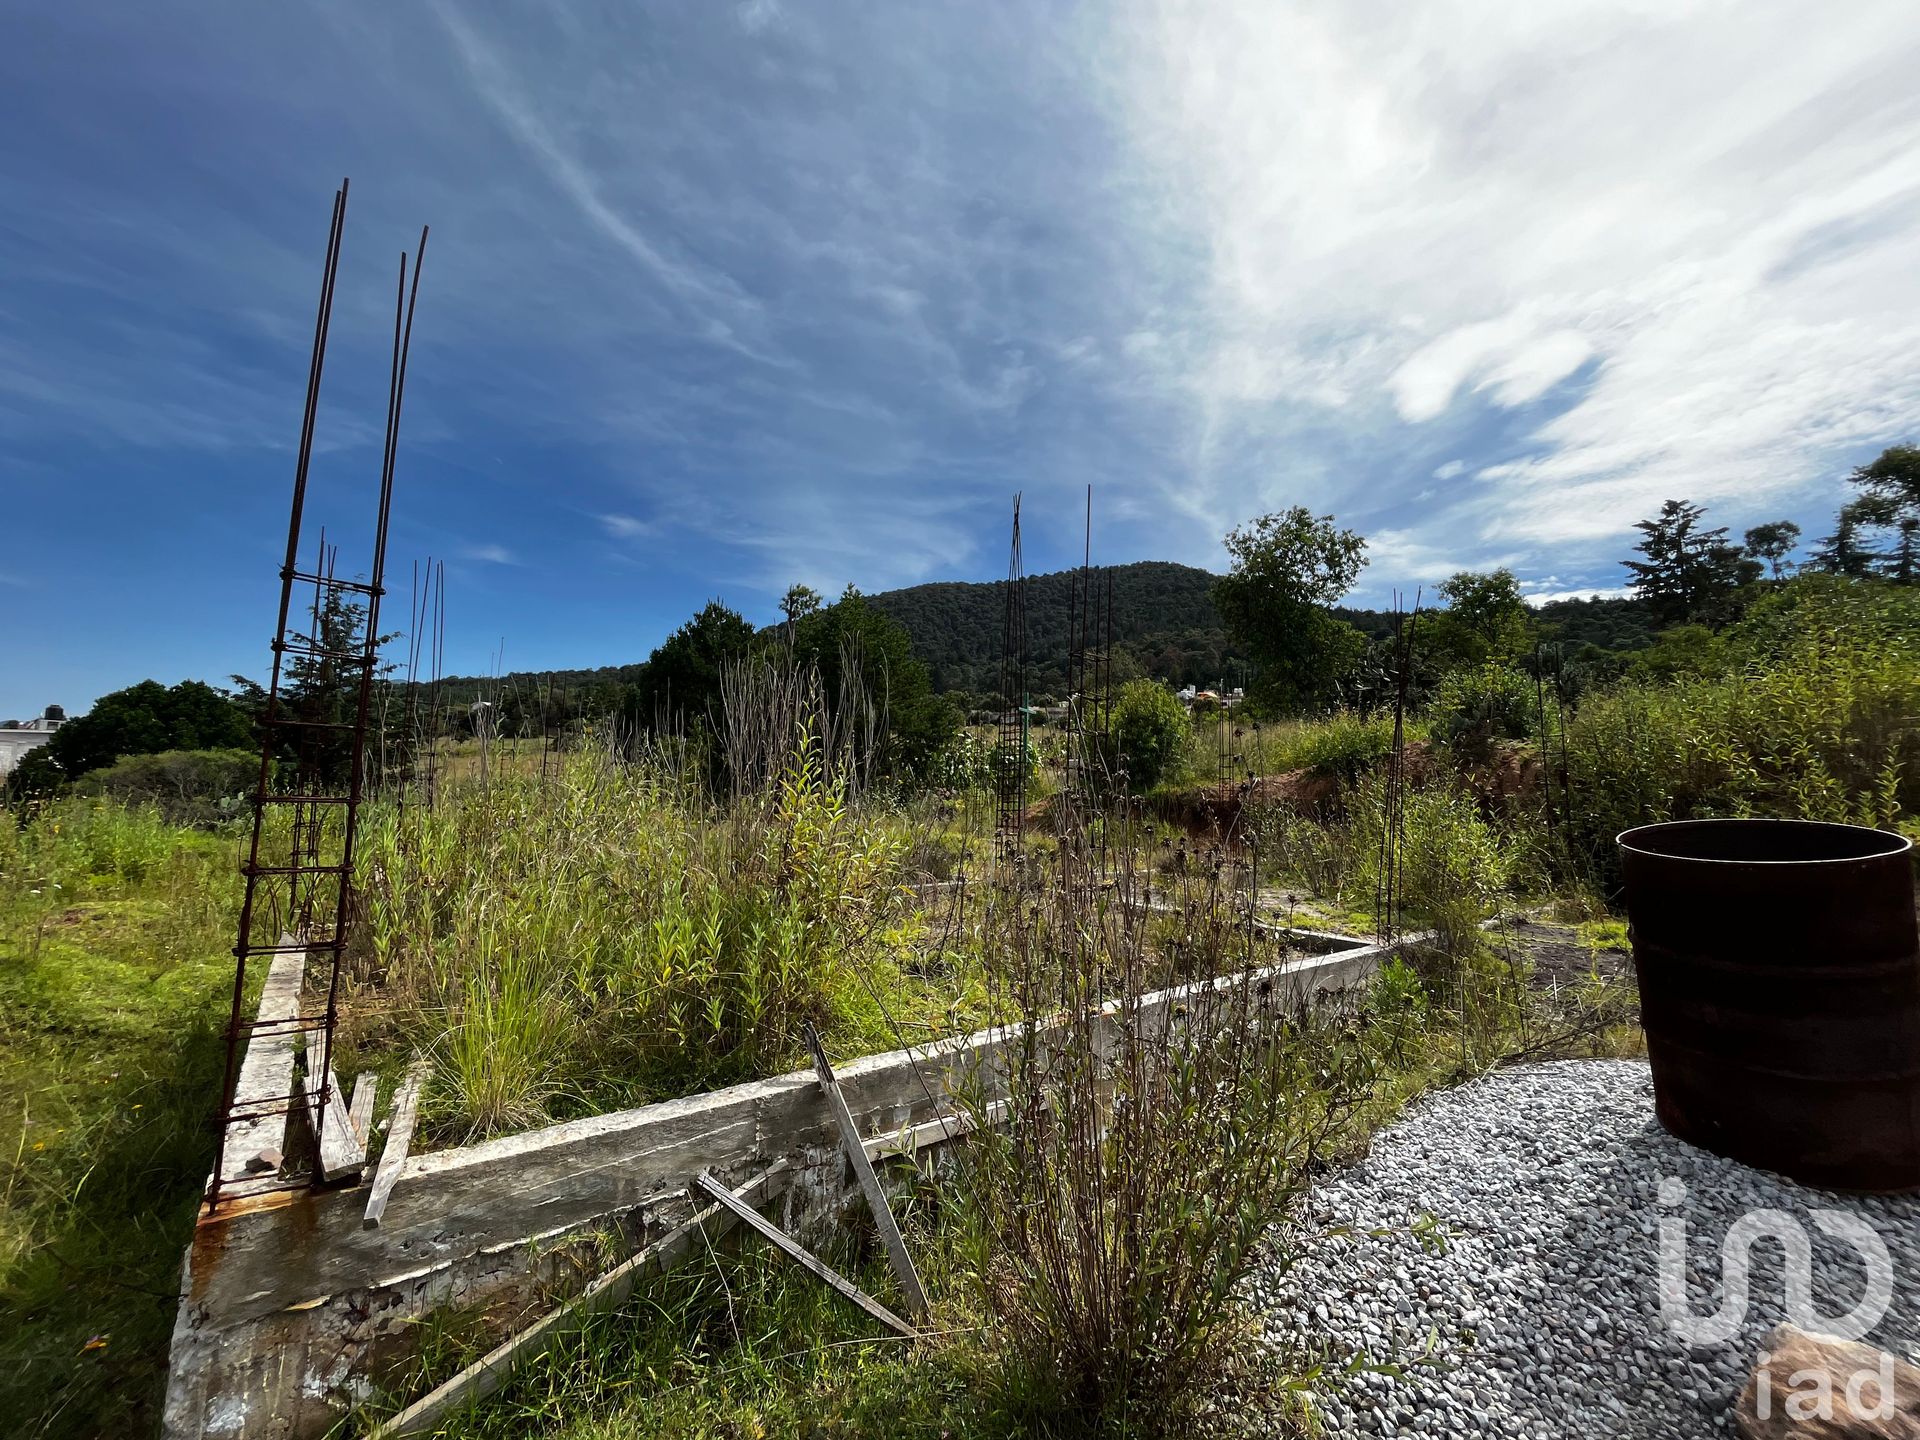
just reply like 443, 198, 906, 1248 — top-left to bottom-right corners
1245, 1059, 1920, 1438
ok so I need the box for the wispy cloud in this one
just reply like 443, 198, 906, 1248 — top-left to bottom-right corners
1102, 0, 1920, 578
460, 543, 518, 566
426, 0, 789, 370
598, 513, 653, 540
7, 0, 1920, 714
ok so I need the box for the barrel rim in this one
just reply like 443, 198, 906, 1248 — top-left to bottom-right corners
1617, 816, 1914, 866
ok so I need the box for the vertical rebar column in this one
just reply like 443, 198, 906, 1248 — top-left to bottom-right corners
207, 188, 429, 1210
1374, 595, 1420, 945
994, 495, 1027, 869
210, 182, 348, 1211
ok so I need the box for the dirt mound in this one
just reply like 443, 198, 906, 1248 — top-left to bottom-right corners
1155, 768, 1341, 840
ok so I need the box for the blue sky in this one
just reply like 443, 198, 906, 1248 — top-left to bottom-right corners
5, 1, 1920, 717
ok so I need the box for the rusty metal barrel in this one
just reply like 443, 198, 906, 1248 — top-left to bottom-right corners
1618, 818, 1920, 1193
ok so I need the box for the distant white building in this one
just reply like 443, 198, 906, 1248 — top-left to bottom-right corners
0, 712, 64, 776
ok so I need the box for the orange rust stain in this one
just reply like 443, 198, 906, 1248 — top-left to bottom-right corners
188, 1188, 308, 1302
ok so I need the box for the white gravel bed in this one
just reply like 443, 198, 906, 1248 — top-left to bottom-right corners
1245, 1059, 1920, 1438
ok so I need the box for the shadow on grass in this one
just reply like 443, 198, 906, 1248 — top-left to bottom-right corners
0, 982, 226, 1439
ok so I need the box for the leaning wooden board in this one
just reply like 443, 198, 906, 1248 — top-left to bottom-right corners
217, 940, 307, 1186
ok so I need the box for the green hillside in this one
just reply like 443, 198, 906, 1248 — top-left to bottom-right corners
419, 563, 1653, 716
868, 561, 1248, 698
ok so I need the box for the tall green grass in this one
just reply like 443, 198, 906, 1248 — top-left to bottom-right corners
0, 798, 242, 1439
1560, 578, 1920, 877
350, 735, 990, 1141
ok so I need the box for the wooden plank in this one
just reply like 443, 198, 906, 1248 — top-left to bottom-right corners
348, 1074, 377, 1148
693, 1172, 918, 1339
363, 1060, 429, 1229
803, 1024, 927, 1317
366, 1161, 793, 1439
218, 940, 307, 1185
303, 1030, 367, 1183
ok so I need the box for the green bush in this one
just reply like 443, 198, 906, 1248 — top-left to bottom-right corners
1431, 664, 1540, 761
73, 749, 257, 827
1293, 710, 1399, 781
1105, 680, 1189, 792
1352, 779, 1515, 952
1562, 577, 1920, 877
1626, 625, 1727, 683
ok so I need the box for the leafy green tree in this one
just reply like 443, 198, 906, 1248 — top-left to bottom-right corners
779, 583, 823, 627
42, 679, 253, 781
1212, 508, 1368, 711
1742, 520, 1801, 580
1622, 500, 1759, 627
625, 600, 757, 733
792, 587, 959, 771
4, 747, 63, 803
1423, 569, 1534, 675
1105, 679, 1189, 792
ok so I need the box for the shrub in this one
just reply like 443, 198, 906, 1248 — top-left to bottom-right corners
1292, 709, 1398, 781
1105, 680, 1189, 792
957, 850, 1375, 1431
1430, 663, 1540, 761
925, 728, 1034, 793
1626, 624, 1726, 683
1561, 576, 1920, 880
73, 748, 257, 827
1246, 775, 1516, 952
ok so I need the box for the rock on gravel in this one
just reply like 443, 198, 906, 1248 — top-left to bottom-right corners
1243, 1059, 1920, 1439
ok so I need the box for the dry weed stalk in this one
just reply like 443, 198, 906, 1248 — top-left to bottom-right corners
958, 827, 1376, 1430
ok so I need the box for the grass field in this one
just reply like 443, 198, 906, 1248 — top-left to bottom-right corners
4, 575, 1911, 1438
0, 804, 239, 1438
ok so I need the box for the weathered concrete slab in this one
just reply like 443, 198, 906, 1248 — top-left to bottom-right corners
165, 930, 1391, 1440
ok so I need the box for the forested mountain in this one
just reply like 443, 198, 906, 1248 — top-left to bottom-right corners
868, 561, 1250, 698
419, 563, 1655, 723
1530, 594, 1656, 652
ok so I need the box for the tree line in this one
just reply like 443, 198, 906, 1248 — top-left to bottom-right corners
1208, 442, 1919, 716
13, 442, 1912, 802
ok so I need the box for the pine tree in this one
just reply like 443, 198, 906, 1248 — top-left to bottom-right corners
1809, 506, 1880, 577
1622, 500, 1758, 627
1844, 444, 1920, 585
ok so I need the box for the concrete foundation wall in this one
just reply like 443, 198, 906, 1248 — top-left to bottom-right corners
164, 933, 1393, 1439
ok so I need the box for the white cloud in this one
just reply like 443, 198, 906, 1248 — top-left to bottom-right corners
736, 0, 781, 35
598, 513, 653, 540
1103, 0, 1920, 563
461, 543, 518, 565
1432, 460, 1467, 481
1525, 586, 1633, 606
1363, 528, 1522, 589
